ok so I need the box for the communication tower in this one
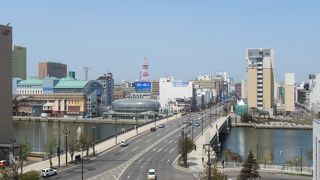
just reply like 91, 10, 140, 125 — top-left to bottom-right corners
141, 57, 149, 81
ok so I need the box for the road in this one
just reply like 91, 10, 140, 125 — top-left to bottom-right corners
47, 108, 219, 180
225, 171, 312, 180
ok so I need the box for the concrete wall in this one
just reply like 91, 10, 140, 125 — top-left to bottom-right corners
247, 68, 257, 108
0, 25, 13, 144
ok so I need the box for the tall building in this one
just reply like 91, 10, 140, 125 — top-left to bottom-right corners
246, 48, 275, 114
97, 73, 114, 106
12, 45, 27, 79
0, 25, 13, 146
39, 61, 67, 79
284, 73, 295, 112
308, 74, 320, 113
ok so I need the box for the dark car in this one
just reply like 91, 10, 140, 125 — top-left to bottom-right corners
159, 124, 165, 128
150, 127, 156, 132
195, 122, 200, 127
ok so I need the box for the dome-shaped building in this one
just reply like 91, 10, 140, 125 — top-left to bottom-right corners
104, 98, 160, 120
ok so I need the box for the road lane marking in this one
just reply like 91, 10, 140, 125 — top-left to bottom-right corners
127, 173, 131, 179
152, 148, 157, 151
164, 148, 168, 152
131, 146, 139, 152
136, 139, 142, 143
169, 148, 174, 153
147, 134, 152, 137
174, 140, 177, 143
138, 158, 143, 163
157, 147, 163, 152
120, 147, 127, 152
168, 139, 174, 144
164, 140, 168, 143
156, 133, 162, 137
167, 159, 171, 164
146, 139, 152, 143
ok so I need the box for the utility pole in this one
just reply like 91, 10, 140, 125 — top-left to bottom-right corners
114, 118, 118, 144
82, 67, 93, 80
92, 124, 96, 156
57, 122, 61, 167
201, 116, 204, 136
204, 144, 212, 180
300, 144, 303, 173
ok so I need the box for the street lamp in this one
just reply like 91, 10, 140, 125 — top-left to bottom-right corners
204, 144, 213, 180
300, 144, 303, 173
114, 117, 118, 144
63, 129, 70, 166
91, 124, 96, 156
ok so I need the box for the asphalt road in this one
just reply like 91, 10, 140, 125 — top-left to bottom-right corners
46, 108, 219, 180
225, 171, 312, 180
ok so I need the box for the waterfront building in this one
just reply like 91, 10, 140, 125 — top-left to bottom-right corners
159, 76, 193, 111
151, 80, 159, 99
313, 120, 320, 180
97, 73, 114, 106
12, 45, 27, 79
104, 98, 160, 120
296, 82, 308, 106
39, 61, 67, 79
0, 24, 14, 161
246, 48, 275, 115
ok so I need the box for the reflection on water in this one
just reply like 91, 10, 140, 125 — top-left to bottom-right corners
13, 121, 134, 152
222, 127, 312, 166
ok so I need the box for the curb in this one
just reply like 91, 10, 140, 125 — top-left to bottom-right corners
172, 155, 193, 173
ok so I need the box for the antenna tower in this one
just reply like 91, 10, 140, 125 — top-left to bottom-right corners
141, 57, 149, 81
82, 67, 93, 80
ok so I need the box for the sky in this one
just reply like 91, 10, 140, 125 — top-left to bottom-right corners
1, 0, 319, 83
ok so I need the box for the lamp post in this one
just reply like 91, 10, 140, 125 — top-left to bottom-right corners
201, 115, 204, 136
114, 117, 118, 144
300, 144, 303, 173
204, 144, 212, 180
91, 124, 96, 156
57, 122, 61, 167
134, 116, 138, 134
63, 129, 70, 166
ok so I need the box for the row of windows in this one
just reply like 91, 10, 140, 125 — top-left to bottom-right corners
17, 90, 42, 94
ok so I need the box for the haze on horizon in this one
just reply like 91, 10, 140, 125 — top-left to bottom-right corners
1, 1, 319, 83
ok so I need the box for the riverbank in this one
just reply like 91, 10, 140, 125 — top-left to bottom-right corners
232, 121, 312, 130
13, 116, 156, 125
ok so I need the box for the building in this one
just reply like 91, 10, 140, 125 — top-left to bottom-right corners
159, 76, 193, 111
97, 73, 114, 106
284, 73, 295, 112
104, 98, 160, 120
0, 24, 14, 160
39, 61, 67, 79
313, 120, 320, 180
12, 45, 27, 79
308, 74, 320, 113
246, 48, 275, 114
151, 81, 159, 99
191, 75, 223, 103
234, 83, 242, 97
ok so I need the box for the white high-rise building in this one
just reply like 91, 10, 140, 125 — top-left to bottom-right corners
308, 74, 320, 113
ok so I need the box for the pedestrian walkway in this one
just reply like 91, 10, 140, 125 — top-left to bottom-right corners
23, 114, 181, 172
185, 115, 228, 173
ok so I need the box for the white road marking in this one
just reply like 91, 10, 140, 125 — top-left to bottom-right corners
156, 133, 162, 137
168, 139, 174, 144
147, 134, 152, 137
146, 139, 152, 143
169, 148, 174, 153
138, 158, 143, 163
174, 140, 177, 143
167, 159, 171, 164
120, 147, 127, 152
136, 139, 142, 143
157, 147, 163, 152
164, 148, 168, 152
127, 173, 131, 179
131, 146, 139, 152
164, 140, 168, 143
153, 148, 157, 151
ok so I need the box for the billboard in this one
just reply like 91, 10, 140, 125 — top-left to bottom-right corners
134, 81, 152, 91
173, 81, 189, 87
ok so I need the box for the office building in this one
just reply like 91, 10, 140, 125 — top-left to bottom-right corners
308, 74, 320, 113
0, 25, 14, 160
39, 61, 67, 79
12, 45, 27, 79
246, 48, 275, 114
97, 73, 114, 106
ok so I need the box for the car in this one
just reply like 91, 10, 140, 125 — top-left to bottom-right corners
147, 169, 157, 179
40, 168, 57, 177
120, 140, 128, 147
159, 124, 165, 128
0, 160, 9, 167
187, 122, 192, 126
195, 122, 200, 127
150, 127, 156, 132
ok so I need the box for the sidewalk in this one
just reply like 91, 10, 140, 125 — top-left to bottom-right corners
23, 114, 181, 172
173, 115, 228, 174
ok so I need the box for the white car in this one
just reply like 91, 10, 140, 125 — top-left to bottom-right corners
40, 168, 57, 177
120, 140, 128, 147
147, 169, 157, 179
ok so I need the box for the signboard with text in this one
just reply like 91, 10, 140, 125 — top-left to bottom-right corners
134, 81, 152, 91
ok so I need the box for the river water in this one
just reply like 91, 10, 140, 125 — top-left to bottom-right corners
221, 127, 312, 166
13, 121, 134, 152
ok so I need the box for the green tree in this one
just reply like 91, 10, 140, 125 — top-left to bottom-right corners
305, 149, 312, 162
69, 140, 80, 162
241, 112, 253, 123
79, 134, 90, 157
238, 150, 260, 180
19, 170, 41, 180
46, 137, 57, 168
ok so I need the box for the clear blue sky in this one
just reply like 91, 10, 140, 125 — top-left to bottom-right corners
1, 0, 319, 83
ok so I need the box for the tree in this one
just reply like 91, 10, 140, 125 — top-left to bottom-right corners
177, 135, 194, 168
69, 140, 80, 162
241, 112, 253, 123
199, 163, 227, 180
19, 170, 41, 180
238, 150, 260, 180
79, 135, 90, 157
305, 149, 312, 162
15, 137, 31, 175
46, 137, 57, 168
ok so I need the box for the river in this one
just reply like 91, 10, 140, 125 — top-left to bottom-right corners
221, 127, 312, 166
13, 121, 134, 152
